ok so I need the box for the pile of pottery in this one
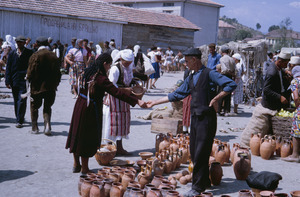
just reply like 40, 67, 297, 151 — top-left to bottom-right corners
78, 166, 182, 197
249, 133, 293, 160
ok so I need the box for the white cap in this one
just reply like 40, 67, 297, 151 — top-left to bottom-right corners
289, 56, 300, 65
278, 52, 291, 60
232, 53, 241, 60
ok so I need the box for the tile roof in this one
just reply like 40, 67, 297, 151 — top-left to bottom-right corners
100, 0, 223, 7
266, 29, 300, 40
218, 20, 236, 29
0, 0, 200, 30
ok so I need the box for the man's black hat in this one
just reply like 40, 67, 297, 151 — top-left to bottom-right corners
36, 36, 48, 45
71, 37, 77, 42
183, 48, 202, 57
15, 35, 26, 42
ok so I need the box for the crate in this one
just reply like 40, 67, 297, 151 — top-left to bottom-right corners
271, 116, 293, 138
151, 117, 183, 135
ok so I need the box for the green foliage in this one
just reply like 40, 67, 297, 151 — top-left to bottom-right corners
256, 23, 261, 30
220, 15, 238, 25
234, 29, 253, 41
268, 25, 280, 32
272, 17, 295, 50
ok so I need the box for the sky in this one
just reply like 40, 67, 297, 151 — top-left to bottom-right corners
215, 0, 300, 33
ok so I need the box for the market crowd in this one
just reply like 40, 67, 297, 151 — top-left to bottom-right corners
1, 34, 300, 197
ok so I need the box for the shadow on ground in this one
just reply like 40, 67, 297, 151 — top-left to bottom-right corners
50, 130, 69, 137
0, 170, 35, 183
0, 101, 14, 105
208, 177, 250, 195
215, 135, 237, 142
131, 120, 151, 126
0, 116, 16, 124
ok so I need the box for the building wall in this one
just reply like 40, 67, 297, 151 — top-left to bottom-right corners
183, 2, 219, 46
126, 2, 183, 15
218, 27, 236, 44
122, 23, 195, 52
0, 10, 123, 46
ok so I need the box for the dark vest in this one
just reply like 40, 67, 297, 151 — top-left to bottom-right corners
115, 62, 126, 87
189, 67, 216, 116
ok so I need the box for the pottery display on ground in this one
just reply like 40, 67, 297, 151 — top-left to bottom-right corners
250, 133, 261, 156
260, 138, 273, 160
209, 162, 223, 186
281, 139, 292, 158
233, 153, 251, 180
81, 178, 93, 197
238, 189, 253, 197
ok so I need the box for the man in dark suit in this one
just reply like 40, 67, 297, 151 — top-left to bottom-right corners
5, 35, 33, 128
240, 52, 291, 147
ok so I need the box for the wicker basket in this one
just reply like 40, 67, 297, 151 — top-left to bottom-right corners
271, 116, 292, 138
95, 139, 117, 166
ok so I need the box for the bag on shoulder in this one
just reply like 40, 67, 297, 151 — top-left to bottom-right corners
143, 54, 155, 76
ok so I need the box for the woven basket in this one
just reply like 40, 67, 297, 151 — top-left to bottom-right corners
95, 139, 117, 166
271, 116, 292, 138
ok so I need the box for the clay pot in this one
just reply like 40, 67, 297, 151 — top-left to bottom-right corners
291, 190, 300, 197
209, 156, 216, 165
81, 178, 93, 197
159, 137, 170, 152
78, 175, 88, 196
130, 188, 145, 197
209, 162, 223, 186
281, 139, 292, 158
260, 190, 274, 197
128, 180, 141, 188
223, 142, 231, 163
250, 133, 261, 156
171, 154, 178, 171
169, 176, 177, 187
184, 174, 192, 182
175, 172, 183, 180
90, 181, 105, 197
151, 175, 164, 188
170, 139, 180, 152
158, 180, 173, 190
156, 133, 167, 152
110, 182, 123, 197
215, 144, 227, 165
211, 139, 220, 156
268, 135, 276, 154
233, 153, 251, 180
231, 143, 240, 163
179, 176, 188, 185
201, 192, 213, 197
103, 178, 113, 197
180, 144, 189, 164
144, 184, 157, 194
176, 152, 182, 169
166, 190, 180, 197
147, 188, 162, 197
138, 172, 151, 189
275, 136, 282, 157
164, 157, 173, 174
238, 189, 252, 197
260, 138, 273, 160
154, 163, 165, 176
123, 187, 132, 197
109, 172, 120, 183
160, 187, 173, 197
273, 193, 289, 197
121, 171, 135, 190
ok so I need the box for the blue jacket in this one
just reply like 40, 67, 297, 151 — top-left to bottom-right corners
5, 48, 33, 87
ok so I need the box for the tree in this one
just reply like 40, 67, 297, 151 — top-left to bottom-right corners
268, 25, 280, 32
234, 30, 253, 41
256, 23, 261, 30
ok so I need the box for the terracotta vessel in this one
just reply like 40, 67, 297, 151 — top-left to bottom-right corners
151, 175, 164, 188
123, 186, 132, 197
281, 139, 292, 158
260, 190, 274, 197
90, 181, 105, 197
209, 162, 223, 185
159, 136, 170, 152
291, 190, 300, 197
273, 193, 289, 197
158, 180, 173, 190
211, 139, 220, 157
144, 184, 157, 195
231, 143, 240, 163
166, 190, 180, 197
156, 133, 167, 152
238, 189, 252, 197
164, 156, 173, 174
138, 172, 151, 189
250, 133, 261, 156
78, 175, 88, 196
220, 195, 231, 197
260, 138, 273, 160
201, 192, 213, 197
103, 178, 113, 197
147, 188, 162, 197
81, 178, 93, 197
223, 142, 231, 163
110, 182, 123, 197
109, 172, 120, 183
170, 139, 179, 152
180, 144, 189, 164
160, 187, 173, 197
171, 154, 178, 171
269, 135, 277, 154
121, 171, 135, 190
215, 144, 227, 165
176, 151, 182, 168
179, 176, 188, 185
130, 188, 145, 197
87, 172, 97, 179
233, 153, 251, 180
169, 176, 177, 187
275, 136, 282, 156
128, 180, 141, 188
154, 162, 165, 176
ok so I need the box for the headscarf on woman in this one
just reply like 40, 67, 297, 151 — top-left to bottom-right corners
292, 66, 300, 78
96, 44, 102, 56
2, 35, 16, 50
133, 45, 140, 57
112, 49, 134, 86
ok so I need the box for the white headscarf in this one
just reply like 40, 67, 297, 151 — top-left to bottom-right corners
232, 53, 241, 60
96, 44, 102, 56
2, 35, 16, 50
112, 49, 134, 86
134, 45, 140, 57
111, 49, 120, 61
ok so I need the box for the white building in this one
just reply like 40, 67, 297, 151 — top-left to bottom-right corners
101, 0, 224, 46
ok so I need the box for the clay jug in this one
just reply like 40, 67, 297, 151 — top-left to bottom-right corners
176, 151, 182, 168
78, 175, 88, 196
215, 144, 227, 165
121, 171, 135, 190
164, 155, 173, 174
260, 138, 273, 160
81, 178, 93, 197
128, 180, 141, 189
211, 139, 220, 156
166, 190, 180, 197
171, 154, 178, 171
170, 139, 180, 152
230, 143, 240, 163
109, 172, 120, 183
144, 184, 157, 195
223, 142, 231, 163
160, 186, 173, 197
110, 182, 123, 197
158, 180, 173, 190
179, 144, 189, 164
275, 136, 282, 156
147, 188, 162, 197
201, 192, 213, 197
138, 172, 151, 189
123, 187, 132, 197
281, 139, 292, 158
238, 189, 252, 197
233, 153, 251, 180
260, 190, 274, 197
235, 146, 251, 163
90, 181, 105, 197
209, 162, 223, 186
103, 178, 113, 197
270, 135, 277, 154
273, 193, 289, 197
151, 175, 164, 188
130, 188, 145, 197
250, 133, 261, 156
159, 136, 170, 152
156, 133, 167, 152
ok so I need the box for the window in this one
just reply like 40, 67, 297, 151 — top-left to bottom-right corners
163, 2, 174, 6
163, 10, 174, 14
124, 3, 133, 7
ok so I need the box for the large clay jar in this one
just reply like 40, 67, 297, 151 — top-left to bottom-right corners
78, 175, 88, 196
211, 139, 220, 156
170, 139, 179, 152
123, 187, 133, 197
215, 144, 227, 165
151, 175, 164, 188
109, 172, 120, 183
164, 157, 173, 174
230, 143, 240, 163
122, 171, 135, 190
147, 188, 162, 197
144, 184, 157, 195
130, 188, 145, 197
90, 181, 105, 197
171, 154, 178, 171
166, 190, 180, 197
201, 192, 213, 197
281, 139, 292, 158
103, 178, 113, 197
233, 153, 251, 180
159, 137, 170, 152
223, 142, 231, 163
275, 136, 282, 156
238, 189, 252, 197
110, 182, 123, 197
260, 138, 273, 160
154, 163, 165, 176
180, 144, 189, 164
156, 133, 167, 152
209, 162, 223, 186
81, 178, 93, 197
250, 133, 261, 156
138, 172, 151, 189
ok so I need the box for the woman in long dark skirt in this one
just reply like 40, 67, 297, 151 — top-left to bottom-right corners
66, 53, 146, 173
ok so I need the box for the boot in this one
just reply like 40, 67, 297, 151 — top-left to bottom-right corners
30, 107, 39, 134
43, 112, 52, 136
